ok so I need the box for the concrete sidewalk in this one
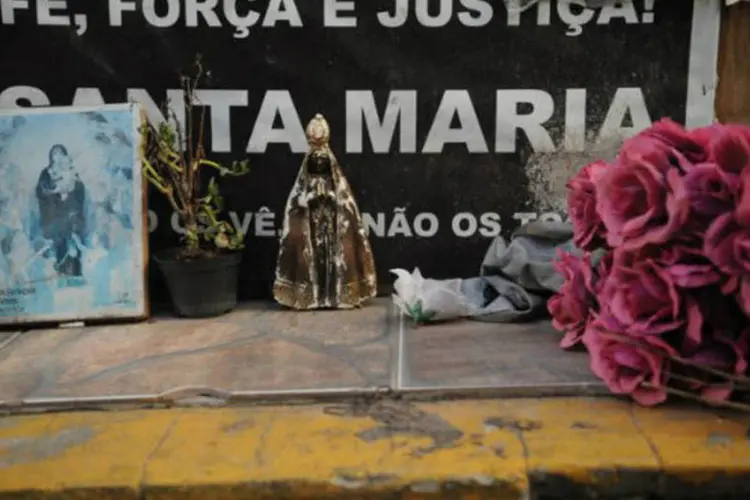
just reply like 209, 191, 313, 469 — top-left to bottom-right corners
1, 397, 749, 499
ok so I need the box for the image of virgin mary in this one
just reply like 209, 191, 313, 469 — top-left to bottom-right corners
35, 144, 93, 277
273, 114, 377, 310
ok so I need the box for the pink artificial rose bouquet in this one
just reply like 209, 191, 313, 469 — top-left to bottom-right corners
550, 118, 750, 408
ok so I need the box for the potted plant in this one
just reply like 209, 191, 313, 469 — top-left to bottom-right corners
140, 56, 249, 317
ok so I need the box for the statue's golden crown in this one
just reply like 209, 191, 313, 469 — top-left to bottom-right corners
305, 113, 330, 147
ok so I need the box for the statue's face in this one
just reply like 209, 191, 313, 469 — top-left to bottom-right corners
308, 153, 332, 176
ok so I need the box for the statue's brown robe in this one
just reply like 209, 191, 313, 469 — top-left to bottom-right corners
273, 145, 377, 310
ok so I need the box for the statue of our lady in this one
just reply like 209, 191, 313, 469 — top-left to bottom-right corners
273, 114, 377, 309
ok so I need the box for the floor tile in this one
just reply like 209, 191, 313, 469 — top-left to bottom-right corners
0, 299, 396, 401
397, 315, 601, 393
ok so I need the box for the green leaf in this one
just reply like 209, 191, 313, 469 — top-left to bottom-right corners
207, 177, 219, 197
407, 300, 437, 325
213, 195, 225, 212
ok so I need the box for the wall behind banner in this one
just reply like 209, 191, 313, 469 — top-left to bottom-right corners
0, 0, 719, 304
717, 2, 750, 124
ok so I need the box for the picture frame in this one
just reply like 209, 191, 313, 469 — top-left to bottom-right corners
0, 102, 149, 326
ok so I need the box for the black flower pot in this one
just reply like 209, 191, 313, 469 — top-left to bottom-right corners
154, 249, 242, 318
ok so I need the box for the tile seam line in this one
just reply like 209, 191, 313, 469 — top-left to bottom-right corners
396, 309, 406, 389
0, 332, 22, 354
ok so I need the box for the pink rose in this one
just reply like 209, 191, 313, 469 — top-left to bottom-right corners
703, 213, 750, 314
548, 251, 597, 349
679, 329, 749, 402
583, 323, 676, 406
599, 250, 684, 336
595, 151, 690, 250
593, 251, 613, 294
691, 286, 746, 334
734, 124, 750, 148
735, 165, 750, 227
690, 124, 724, 154
567, 160, 609, 251
681, 295, 707, 352
657, 244, 721, 289
684, 162, 737, 219
625, 118, 708, 166
708, 125, 750, 177
740, 280, 750, 317
704, 213, 750, 286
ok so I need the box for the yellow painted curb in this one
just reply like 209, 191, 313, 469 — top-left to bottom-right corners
0, 398, 749, 499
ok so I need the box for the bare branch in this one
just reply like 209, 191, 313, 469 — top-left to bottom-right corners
139, 54, 249, 255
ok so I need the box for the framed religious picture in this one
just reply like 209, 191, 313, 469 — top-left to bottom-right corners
0, 102, 149, 326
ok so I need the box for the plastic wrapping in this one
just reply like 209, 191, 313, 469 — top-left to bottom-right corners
391, 221, 577, 324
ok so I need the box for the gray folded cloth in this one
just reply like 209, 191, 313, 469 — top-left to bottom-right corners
460, 220, 577, 323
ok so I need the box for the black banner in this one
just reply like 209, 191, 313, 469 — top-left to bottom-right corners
0, 0, 720, 299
